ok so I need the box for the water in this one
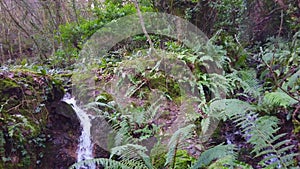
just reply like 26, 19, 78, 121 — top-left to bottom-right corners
62, 95, 96, 169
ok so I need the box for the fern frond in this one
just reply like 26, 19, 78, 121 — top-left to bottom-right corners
110, 144, 153, 169
209, 99, 255, 120
68, 158, 148, 169
263, 91, 298, 108
244, 115, 298, 168
207, 155, 253, 169
227, 69, 262, 98
191, 144, 236, 169
208, 99, 298, 168
113, 120, 133, 146
120, 159, 150, 169
85, 101, 115, 110
165, 124, 195, 168
285, 69, 300, 92
208, 73, 231, 98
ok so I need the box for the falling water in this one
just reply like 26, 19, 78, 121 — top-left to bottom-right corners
63, 94, 95, 169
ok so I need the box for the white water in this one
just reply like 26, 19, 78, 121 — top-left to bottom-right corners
63, 95, 95, 169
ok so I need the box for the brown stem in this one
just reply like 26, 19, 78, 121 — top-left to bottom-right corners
263, 50, 300, 102
277, 10, 284, 37
293, 104, 300, 121
132, 0, 154, 49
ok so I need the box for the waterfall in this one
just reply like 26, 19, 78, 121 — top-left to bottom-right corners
62, 94, 96, 169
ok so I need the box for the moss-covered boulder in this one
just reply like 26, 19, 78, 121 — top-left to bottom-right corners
0, 69, 65, 168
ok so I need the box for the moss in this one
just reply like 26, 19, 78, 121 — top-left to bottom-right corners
0, 79, 20, 89
293, 119, 300, 134
0, 79, 21, 101
0, 69, 64, 168
173, 96, 183, 105
147, 75, 181, 100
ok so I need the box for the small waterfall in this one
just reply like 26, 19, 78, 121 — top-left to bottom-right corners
63, 95, 95, 169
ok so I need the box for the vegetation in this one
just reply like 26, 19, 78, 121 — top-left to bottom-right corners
0, 0, 299, 169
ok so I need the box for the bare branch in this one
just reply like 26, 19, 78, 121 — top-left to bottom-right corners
132, 0, 154, 49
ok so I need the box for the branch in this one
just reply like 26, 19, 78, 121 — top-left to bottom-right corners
0, 0, 47, 60
263, 51, 300, 102
132, 0, 154, 49
277, 10, 284, 37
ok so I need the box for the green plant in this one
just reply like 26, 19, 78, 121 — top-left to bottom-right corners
55, 1, 153, 65
191, 144, 237, 169
0, 70, 64, 168
209, 0, 246, 35
165, 124, 195, 168
209, 99, 299, 168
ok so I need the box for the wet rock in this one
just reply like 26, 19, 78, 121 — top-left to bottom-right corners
41, 101, 81, 169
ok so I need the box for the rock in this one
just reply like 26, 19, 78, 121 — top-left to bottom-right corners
91, 116, 114, 152
0, 69, 66, 169
40, 101, 81, 169
55, 101, 78, 121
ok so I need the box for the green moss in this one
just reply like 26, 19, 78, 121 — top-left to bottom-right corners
0, 79, 21, 101
0, 79, 20, 89
0, 69, 64, 168
173, 96, 183, 105
293, 120, 300, 134
148, 75, 181, 100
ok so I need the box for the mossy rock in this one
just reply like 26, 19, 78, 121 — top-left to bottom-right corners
148, 74, 181, 99
0, 69, 64, 168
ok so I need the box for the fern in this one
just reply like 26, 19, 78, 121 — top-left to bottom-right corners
191, 144, 236, 169
165, 124, 195, 168
110, 144, 153, 169
69, 144, 152, 169
113, 120, 134, 146
227, 69, 262, 98
68, 158, 149, 169
207, 155, 253, 169
209, 99, 255, 121
209, 99, 298, 168
263, 91, 298, 108
85, 101, 116, 110
206, 73, 231, 98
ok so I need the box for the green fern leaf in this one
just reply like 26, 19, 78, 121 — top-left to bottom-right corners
68, 158, 129, 169
263, 91, 298, 108
227, 69, 262, 98
208, 99, 298, 168
110, 144, 153, 169
191, 144, 236, 169
285, 69, 300, 92
165, 124, 195, 168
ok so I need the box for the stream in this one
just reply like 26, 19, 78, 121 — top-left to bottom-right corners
62, 94, 96, 169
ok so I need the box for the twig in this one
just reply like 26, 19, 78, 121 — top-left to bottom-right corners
0, 0, 47, 60
132, 0, 154, 49
293, 104, 300, 122
278, 66, 298, 87
277, 10, 284, 37
263, 51, 300, 102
